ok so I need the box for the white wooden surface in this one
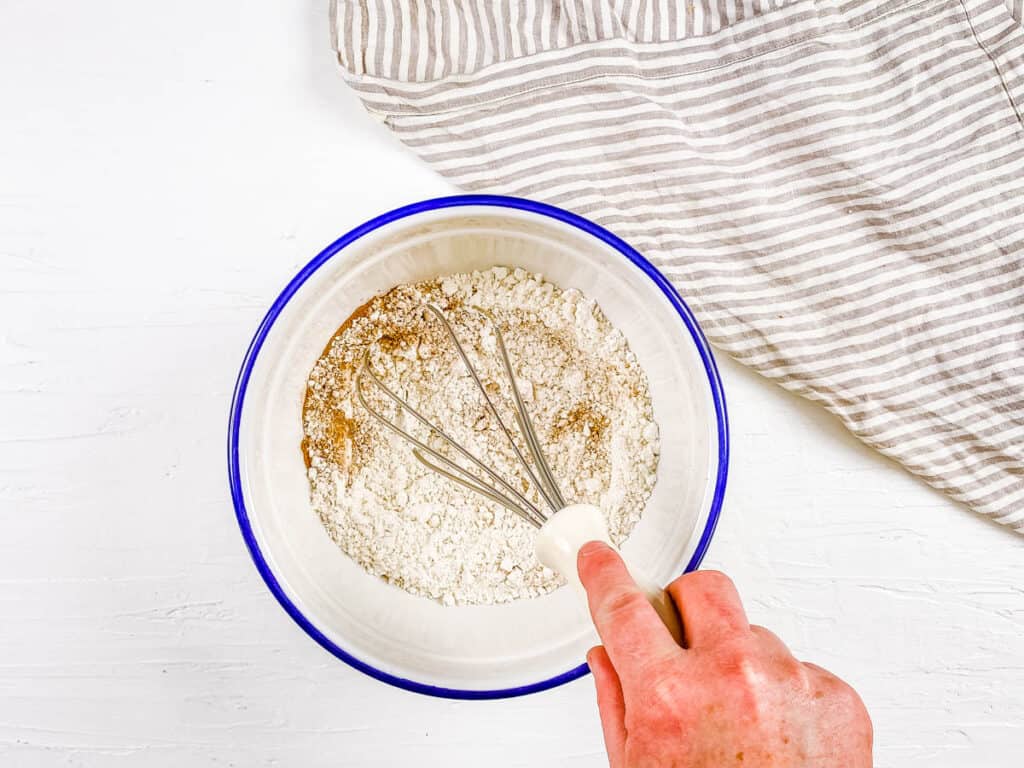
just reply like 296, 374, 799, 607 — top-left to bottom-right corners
2, 2, 1022, 766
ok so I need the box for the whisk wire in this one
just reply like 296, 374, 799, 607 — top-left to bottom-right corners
355, 304, 568, 529
355, 363, 546, 526
492, 323, 567, 510
422, 304, 561, 515
411, 450, 546, 527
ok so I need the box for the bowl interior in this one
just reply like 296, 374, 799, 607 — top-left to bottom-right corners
235, 205, 721, 693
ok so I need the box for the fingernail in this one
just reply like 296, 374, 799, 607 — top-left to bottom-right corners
578, 540, 611, 558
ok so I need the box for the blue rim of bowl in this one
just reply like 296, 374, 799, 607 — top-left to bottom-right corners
228, 194, 728, 700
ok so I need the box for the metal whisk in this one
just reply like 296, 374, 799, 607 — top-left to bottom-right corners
354, 304, 565, 529
355, 303, 685, 642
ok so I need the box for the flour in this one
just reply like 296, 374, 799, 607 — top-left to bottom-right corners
302, 267, 659, 606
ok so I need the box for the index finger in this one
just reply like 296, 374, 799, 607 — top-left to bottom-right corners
577, 541, 682, 677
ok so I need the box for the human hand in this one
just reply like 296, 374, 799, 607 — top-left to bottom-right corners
578, 542, 872, 767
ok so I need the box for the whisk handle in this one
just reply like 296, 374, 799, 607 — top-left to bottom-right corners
629, 566, 685, 646
536, 504, 684, 645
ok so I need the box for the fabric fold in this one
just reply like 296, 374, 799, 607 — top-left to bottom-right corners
333, 0, 1024, 532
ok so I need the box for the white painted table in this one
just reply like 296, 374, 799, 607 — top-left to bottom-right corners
2, 2, 1022, 765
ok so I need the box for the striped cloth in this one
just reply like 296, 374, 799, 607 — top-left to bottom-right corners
331, 0, 1024, 533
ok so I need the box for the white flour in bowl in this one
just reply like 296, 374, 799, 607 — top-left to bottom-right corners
302, 267, 659, 606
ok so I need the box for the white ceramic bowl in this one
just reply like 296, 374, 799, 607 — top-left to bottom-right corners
228, 196, 728, 699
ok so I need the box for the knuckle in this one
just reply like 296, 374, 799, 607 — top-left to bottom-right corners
601, 589, 648, 621
709, 640, 759, 681
720, 655, 771, 716
648, 669, 687, 700
643, 674, 692, 715
780, 654, 806, 680
838, 679, 869, 713
761, 643, 804, 681
750, 624, 781, 645
804, 664, 872, 726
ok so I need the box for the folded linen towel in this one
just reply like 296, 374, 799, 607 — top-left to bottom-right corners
332, 0, 1024, 532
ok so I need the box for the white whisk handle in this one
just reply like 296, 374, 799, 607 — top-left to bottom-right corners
535, 504, 683, 645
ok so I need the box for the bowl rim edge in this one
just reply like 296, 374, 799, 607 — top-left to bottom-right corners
226, 194, 730, 700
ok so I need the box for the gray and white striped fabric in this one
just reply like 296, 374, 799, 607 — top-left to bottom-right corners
332, 0, 1024, 532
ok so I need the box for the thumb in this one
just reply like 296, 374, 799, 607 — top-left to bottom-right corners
588, 645, 627, 768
